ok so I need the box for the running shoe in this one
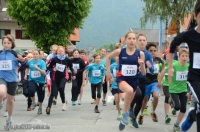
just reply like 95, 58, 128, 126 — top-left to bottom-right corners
46, 107, 51, 115
62, 104, 66, 111
72, 101, 76, 106
78, 100, 81, 105
131, 118, 139, 128
53, 99, 57, 105
37, 107, 42, 115
4, 117, 12, 131
165, 115, 171, 124
36, 102, 39, 106
119, 113, 129, 130
172, 109, 177, 115
144, 108, 148, 115
117, 112, 122, 120
180, 107, 195, 131
102, 100, 106, 106
4, 111, 8, 117
91, 99, 96, 104
173, 125, 180, 132
30, 102, 36, 110
129, 108, 135, 119
151, 113, 158, 122
94, 107, 100, 113
138, 115, 144, 125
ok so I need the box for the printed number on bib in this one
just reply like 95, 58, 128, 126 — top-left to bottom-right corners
56, 63, 65, 72
31, 71, 41, 78
122, 65, 137, 76
113, 69, 117, 77
73, 64, 80, 69
193, 53, 200, 69
176, 71, 188, 81
92, 70, 101, 77
0, 60, 12, 70
147, 64, 159, 74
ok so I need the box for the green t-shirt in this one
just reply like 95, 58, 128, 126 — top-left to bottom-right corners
169, 61, 189, 93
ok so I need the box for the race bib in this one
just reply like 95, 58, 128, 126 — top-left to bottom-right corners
176, 71, 188, 81
31, 71, 41, 78
193, 53, 200, 69
92, 70, 101, 77
73, 64, 80, 69
121, 65, 137, 76
113, 69, 117, 77
147, 64, 159, 74
56, 63, 65, 72
0, 60, 12, 70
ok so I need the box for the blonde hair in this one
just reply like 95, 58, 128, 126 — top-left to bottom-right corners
56, 46, 65, 54
178, 48, 189, 56
2, 34, 16, 49
92, 53, 100, 59
115, 43, 122, 49
138, 34, 147, 40
27, 53, 33, 60
124, 31, 138, 39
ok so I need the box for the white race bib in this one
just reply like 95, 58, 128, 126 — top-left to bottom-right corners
113, 69, 117, 77
176, 71, 188, 81
121, 65, 137, 76
31, 71, 41, 78
73, 64, 80, 69
0, 60, 12, 70
56, 63, 65, 72
147, 64, 159, 74
193, 53, 200, 69
92, 70, 101, 77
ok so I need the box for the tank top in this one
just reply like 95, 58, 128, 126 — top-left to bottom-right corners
117, 48, 140, 80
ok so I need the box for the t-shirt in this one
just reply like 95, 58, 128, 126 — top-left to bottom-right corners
110, 58, 116, 64
83, 58, 89, 66
110, 63, 118, 89
28, 59, 46, 84
169, 61, 189, 93
85, 63, 105, 84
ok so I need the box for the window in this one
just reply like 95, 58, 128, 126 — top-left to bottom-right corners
15, 30, 30, 39
0, 29, 11, 38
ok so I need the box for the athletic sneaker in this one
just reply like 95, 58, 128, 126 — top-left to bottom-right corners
36, 102, 39, 106
165, 115, 171, 124
53, 99, 57, 105
138, 115, 144, 125
4, 111, 8, 117
94, 107, 100, 113
180, 107, 195, 131
30, 102, 36, 110
4, 117, 12, 131
131, 118, 139, 128
37, 108, 42, 115
144, 108, 148, 115
117, 112, 122, 120
78, 100, 81, 105
46, 107, 51, 115
91, 99, 96, 104
62, 104, 66, 111
173, 125, 180, 132
172, 109, 177, 115
129, 108, 135, 119
151, 113, 158, 122
72, 101, 76, 106
119, 113, 129, 130
102, 100, 106, 106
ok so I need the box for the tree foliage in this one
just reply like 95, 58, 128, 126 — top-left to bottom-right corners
7, 0, 92, 52
140, 0, 196, 34
97, 43, 116, 53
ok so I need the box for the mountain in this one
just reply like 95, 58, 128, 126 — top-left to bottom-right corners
76, 0, 162, 50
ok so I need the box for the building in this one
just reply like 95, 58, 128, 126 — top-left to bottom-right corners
0, 0, 80, 50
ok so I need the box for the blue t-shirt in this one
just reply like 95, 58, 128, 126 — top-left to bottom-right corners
110, 63, 118, 89
110, 58, 116, 64
85, 63, 105, 84
28, 59, 46, 84
100, 57, 107, 75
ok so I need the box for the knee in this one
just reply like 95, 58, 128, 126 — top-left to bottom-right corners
97, 93, 101, 98
7, 98, 14, 105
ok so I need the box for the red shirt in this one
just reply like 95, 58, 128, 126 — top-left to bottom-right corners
83, 58, 89, 66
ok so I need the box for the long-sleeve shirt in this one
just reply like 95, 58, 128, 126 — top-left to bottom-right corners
70, 58, 86, 77
170, 27, 200, 81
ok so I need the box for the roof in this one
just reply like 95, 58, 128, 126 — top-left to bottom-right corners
0, 0, 14, 22
70, 28, 80, 42
130, 28, 166, 43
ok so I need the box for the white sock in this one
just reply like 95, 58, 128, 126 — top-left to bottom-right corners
7, 116, 12, 122
141, 112, 144, 116
152, 110, 155, 113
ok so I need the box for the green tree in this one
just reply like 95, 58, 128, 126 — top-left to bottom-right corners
7, 0, 92, 52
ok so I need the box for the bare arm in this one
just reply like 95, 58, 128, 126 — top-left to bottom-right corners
139, 51, 146, 76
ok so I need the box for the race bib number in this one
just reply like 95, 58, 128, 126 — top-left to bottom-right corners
193, 53, 200, 69
176, 71, 188, 81
121, 65, 137, 76
73, 64, 80, 69
0, 60, 12, 70
31, 71, 41, 78
56, 63, 65, 72
92, 70, 101, 77
113, 69, 117, 77
147, 64, 159, 74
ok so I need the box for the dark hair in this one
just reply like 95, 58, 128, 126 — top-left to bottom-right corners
146, 43, 157, 50
92, 53, 100, 59
2, 34, 16, 49
195, 1, 200, 16
79, 49, 86, 54
72, 49, 80, 54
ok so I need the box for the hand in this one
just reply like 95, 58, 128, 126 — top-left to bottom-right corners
24, 76, 27, 80
186, 93, 192, 101
146, 60, 151, 68
72, 76, 76, 80
74, 69, 77, 74
106, 72, 112, 83
156, 82, 162, 89
102, 80, 105, 84
138, 57, 144, 66
53, 67, 57, 71
16, 54, 24, 62
168, 67, 174, 84
34, 64, 39, 70
110, 78, 114, 83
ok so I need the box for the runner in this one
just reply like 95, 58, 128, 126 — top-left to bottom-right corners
168, 2, 200, 131
46, 46, 74, 114
106, 31, 146, 130
83, 53, 105, 113
24, 50, 46, 115
0, 34, 24, 130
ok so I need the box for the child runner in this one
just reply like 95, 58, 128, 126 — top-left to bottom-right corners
106, 31, 146, 130
71, 49, 86, 105
46, 46, 74, 114
138, 43, 164, 125
24, 50, 46, 115
168, 3, 200, 131
110, 43, 125, 120
83, 53, 105, 113
0, 34, 24, 130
